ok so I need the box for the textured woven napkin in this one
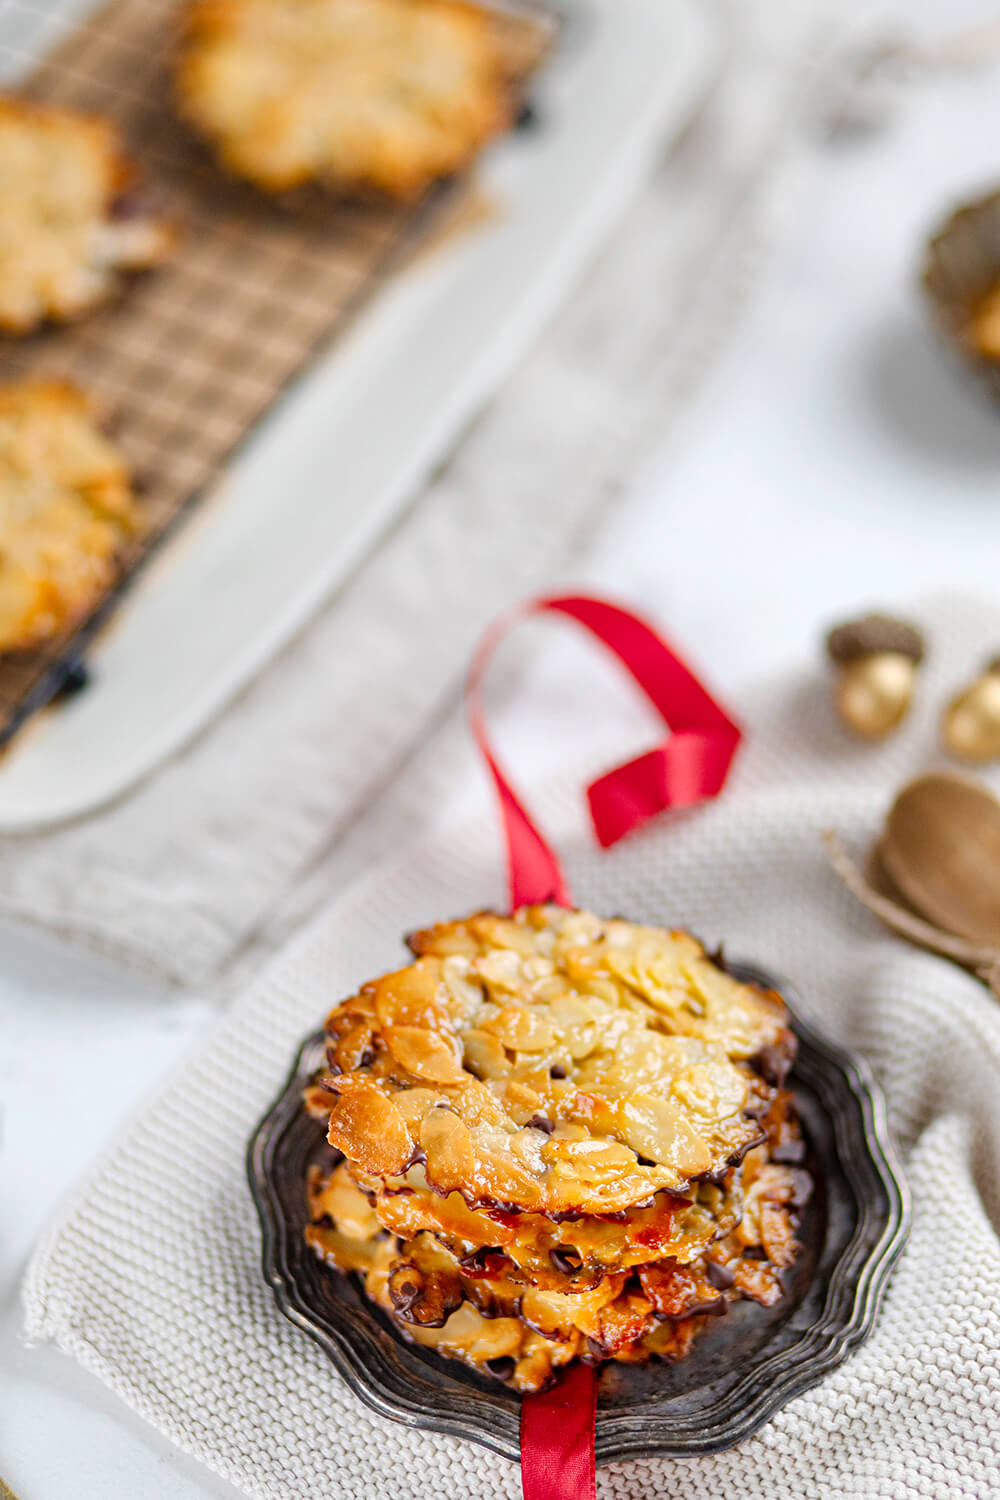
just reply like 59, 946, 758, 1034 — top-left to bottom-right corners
22, 610, 1000, 1498
0, 0, 847, 985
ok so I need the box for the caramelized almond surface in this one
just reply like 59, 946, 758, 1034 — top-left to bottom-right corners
302, 909, 807, 1390
318, 907, 791, 1215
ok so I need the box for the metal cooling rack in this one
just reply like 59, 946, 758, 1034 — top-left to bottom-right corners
0, 0, 549, 747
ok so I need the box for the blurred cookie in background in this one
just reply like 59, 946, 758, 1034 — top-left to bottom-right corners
175, 0, 519, 201
0, 97, 176, 335
0, 379, 139, 653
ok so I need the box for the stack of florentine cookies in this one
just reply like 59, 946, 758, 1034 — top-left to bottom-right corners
304, 906, 812, 1392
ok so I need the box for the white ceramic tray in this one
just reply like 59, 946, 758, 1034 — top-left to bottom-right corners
0, 0, 718, 830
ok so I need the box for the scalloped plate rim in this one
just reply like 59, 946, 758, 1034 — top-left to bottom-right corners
246, 960, 910, 1463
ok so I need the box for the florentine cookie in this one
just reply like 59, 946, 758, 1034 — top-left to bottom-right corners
0, 380, 139, 652
305, 909, 809, 1390
339, 1167, 743, 1284
0, 97, 175, 335
306, 1090, 810, 1390
175, 0, 514, 199
317, 908, 794, 1219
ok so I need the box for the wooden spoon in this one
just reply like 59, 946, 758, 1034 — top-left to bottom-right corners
824, 830, 1000, 997
824, 769, 1000, 999
880, 772, 1000, 945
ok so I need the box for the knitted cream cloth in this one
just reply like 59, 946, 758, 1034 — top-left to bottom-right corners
23, 750, 1000, 1498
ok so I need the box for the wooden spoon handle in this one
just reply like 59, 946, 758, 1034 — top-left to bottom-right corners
977, 961, 1000, 1000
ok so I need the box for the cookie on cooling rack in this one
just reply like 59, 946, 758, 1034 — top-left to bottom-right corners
175, 0, 517, 200
0, 97, 175, 336
0, 379, 139, 653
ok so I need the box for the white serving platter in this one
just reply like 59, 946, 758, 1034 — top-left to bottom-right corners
0, 0, 718, 830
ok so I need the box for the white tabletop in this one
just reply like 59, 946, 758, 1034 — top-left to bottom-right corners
5, 2, 1000, 1495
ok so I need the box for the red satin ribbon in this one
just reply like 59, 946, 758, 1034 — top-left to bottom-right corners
467, 593, 743, 908
466, 592, 743, 1500
520, 1362, 598, 1500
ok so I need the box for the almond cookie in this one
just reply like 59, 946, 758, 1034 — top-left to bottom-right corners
305, 1090, 810, 1390
315, 907, 794, 1219
176, 0, 514, 200
305, 912, 809, 1390
338, 1167, 744, 1284
0, 97, 174, 335
0, 380, 139, 652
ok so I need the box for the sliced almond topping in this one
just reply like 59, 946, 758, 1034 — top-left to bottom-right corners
383, 1024, 465, 1084
542, 1137, 638, 1183
502, 1080, 541, 1113
420, 1105, 475, 1192
617, 1092, 713, 1177
562, 946, 606, 983
476, 949, 525, 994
462, 1027, 509, 1080
670, 1058, 748, 1124
473, 1151, 544, 1209
481, 1004, 556, 1052
326, 1015, 376, 1073
373, 961, 451, 1030
310, 1164, 382, 1241
326, 1081, 413, 1176
470, 914, 540, 955
391, 1087, 443, 1129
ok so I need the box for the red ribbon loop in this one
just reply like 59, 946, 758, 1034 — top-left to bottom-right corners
467, 591, 743, 1499
467, 592, 743, 911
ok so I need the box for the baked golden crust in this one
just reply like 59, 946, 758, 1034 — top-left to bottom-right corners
305, 1089, 810, 1391
0, 96, 174, 335
317, 907, 793, 1218
175, 0, 514, 200
0, 380, 139, 652
344, 1171, 742, 1284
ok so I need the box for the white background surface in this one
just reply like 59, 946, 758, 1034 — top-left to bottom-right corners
5, 0, 1000, 1495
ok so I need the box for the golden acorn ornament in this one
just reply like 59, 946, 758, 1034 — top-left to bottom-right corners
942, 657, 1000, 762
825, 613, 925, 740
